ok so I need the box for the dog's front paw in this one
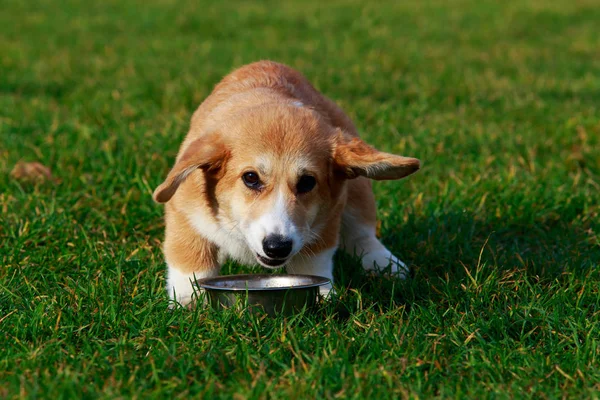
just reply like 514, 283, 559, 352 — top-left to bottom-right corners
167, 287, 207, 310
166, 266, 212, 309
363, 250, 410, 279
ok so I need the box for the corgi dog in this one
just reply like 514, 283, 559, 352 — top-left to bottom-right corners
153, 61, 420, 307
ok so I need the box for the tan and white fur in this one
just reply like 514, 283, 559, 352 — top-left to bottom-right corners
153, 61, 420, 307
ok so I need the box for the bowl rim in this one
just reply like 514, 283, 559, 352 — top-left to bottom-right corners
195, 273, 331, 292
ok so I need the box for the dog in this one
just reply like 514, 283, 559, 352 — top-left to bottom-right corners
153, 61, 420, 306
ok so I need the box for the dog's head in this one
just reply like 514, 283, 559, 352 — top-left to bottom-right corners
153, 104, 420, 268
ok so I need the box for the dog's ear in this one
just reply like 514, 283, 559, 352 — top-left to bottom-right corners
153, 134, 228, 203
332, 131, 420, 180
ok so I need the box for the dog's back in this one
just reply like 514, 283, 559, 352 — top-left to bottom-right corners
180, 61, 359, 157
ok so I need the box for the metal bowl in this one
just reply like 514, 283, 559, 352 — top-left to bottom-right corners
195, 274, 330, 316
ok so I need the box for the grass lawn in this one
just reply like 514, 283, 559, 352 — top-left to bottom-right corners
1, 0, 600, 397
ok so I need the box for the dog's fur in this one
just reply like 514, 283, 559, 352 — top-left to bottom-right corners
153, 61, 420, 306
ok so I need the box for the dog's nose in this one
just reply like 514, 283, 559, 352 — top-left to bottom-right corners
262, 235, 293, 259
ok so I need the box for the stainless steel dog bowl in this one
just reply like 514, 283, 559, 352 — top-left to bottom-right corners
195, 274, 330, 316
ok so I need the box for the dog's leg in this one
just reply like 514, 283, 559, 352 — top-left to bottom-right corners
342, 178, 409, 278
165, 265, 218, 308
286, 247, 337, 297
341, 226, 409, 278
163, 222, 220, 308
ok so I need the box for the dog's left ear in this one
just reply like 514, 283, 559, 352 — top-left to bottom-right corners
333, 131, 420, 180
153, 134, 228, 203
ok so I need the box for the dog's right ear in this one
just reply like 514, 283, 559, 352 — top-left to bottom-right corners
153, 134, 228, 203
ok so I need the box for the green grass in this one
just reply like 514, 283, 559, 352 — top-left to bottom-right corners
1, 0, 600, 397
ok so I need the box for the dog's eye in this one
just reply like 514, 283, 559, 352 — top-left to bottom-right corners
297, 175, 316, 194
242, 171, 261, 189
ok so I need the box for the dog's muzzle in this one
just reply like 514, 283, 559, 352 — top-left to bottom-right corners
256, 234, 293, 267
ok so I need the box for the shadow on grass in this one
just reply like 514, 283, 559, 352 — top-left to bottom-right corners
329, 202, 599, 317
